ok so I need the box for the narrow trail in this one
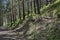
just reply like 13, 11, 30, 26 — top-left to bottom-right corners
0, 30, 26, 40
0, 21, 60, 40
0, 26, 25, 40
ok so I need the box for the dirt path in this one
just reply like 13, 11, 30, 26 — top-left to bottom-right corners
0, 26, 26, 40
0, 21, 60, 40
0, 30, 26, 40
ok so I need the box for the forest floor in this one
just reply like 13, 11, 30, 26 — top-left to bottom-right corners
0, 17, 60, 40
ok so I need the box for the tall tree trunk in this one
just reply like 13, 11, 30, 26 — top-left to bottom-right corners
18, 1, 21, 20
46, 0, 48, 5
27, 1, 30, 16
36, 0, 40, 14
33, 0, 37, 14
10, 0, 13, 27
0, 9, 3, 26
0, 0, 3, 26
22, 0, 25, 20
38, 0, 41, 9
30, 0, 33, 13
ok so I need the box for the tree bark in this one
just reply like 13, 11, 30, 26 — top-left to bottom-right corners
33, 0, 37, 14
22, 0, 25, 20
36, 0, 40, 14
